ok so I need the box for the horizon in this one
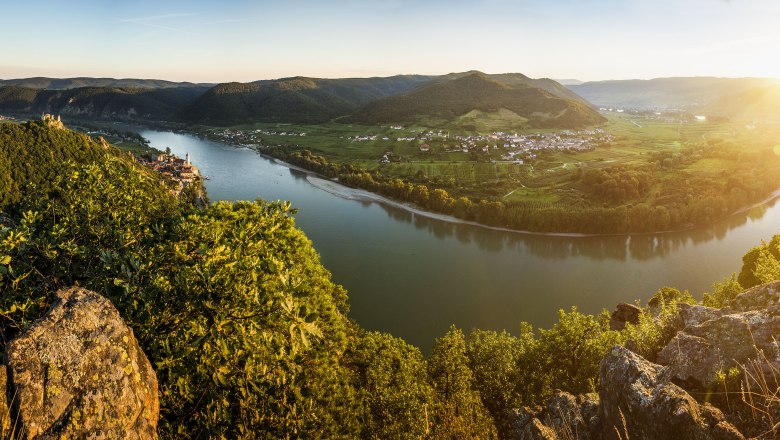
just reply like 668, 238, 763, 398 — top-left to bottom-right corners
4, 0, 780, 83
2, 71, 779, 85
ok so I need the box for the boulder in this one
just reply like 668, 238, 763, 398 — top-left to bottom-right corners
609, 303, 642, 331
5, 287, 159, 439
599, 345, 743, 440
510, 407, 558, 440
677, 303, 724, 329
511, 391, 599, 440
729, 281, 780, 313
657, 282, 780, 387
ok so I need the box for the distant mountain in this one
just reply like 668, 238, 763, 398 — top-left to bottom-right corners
177, 75, 435, 125
0, 77, 213, 90
346, 72, 605, 129
567, 77, 780, 110
708, 84, 780, 122
554, 79, 585, 86
0, 72, 605, 128
0, 85, 209, 120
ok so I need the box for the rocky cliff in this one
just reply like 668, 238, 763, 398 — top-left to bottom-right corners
1, 287, 159, 439
513, 281, 780, 440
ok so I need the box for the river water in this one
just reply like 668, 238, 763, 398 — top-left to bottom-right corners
140, 128, 780, 351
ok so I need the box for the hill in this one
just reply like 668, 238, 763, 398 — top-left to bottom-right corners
0, 119, 135, 207
346, 71, 606, 129
0, 85, 209, 121
708, 83, 780, 121
0, 77, 212, 89
177, 75, 434, 125
567, 77, 780, 111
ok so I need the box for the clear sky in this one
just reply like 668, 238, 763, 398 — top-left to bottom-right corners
3, 0, 780, 82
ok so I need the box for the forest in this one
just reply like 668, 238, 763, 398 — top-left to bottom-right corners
1, 122, 779, 438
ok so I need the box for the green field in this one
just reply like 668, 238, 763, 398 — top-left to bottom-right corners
220, 111, 780, 206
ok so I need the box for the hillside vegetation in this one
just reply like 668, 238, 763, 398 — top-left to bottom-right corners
178, 75, 435, 125
346, 72, 606, 129
0, 85, 209, 121
1, 122, 779, 438
0, 77, 212, 90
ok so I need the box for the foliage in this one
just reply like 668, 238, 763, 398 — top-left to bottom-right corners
347, 331, 433, 439
0, 124, 357, 437
647, 286, 695, 310
739, 235, 780, 288
3, 122, 780, 438
428, 326, 498, 439
466, 329, 528, 437
702, 273, 743, 308
534, 308, 624, 396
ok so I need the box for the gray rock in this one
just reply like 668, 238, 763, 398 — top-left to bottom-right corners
599, 345, 744, 440
609, 303, 642, 331
5, 287, 159, 439
511, 392, 598, 440
657, 283, 780, 387
729, 281, 780, 314
510, 407, 558, 440
677, 303, 724, 329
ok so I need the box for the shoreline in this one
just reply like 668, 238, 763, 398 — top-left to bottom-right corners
256, 148, 780, 239
147, 127, 780, 239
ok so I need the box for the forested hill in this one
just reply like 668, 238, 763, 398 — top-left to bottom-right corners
0, 120, 144, 208
346, 71, 606, 128
0, 73, 603, 128
0, 77, 213, 89
177, 75, 435, 125
0, 85, 209, 121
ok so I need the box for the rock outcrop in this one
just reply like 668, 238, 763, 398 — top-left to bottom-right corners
4, 287, 159, 439
513, 346, 744, 440
511, 391, 599, 440
608, 303, 642, 331
599, 346, 744, 440
657, 281, 780, 388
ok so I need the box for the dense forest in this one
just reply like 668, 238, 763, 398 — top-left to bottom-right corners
1, 122, 779, 438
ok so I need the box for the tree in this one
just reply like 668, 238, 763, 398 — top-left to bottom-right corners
428, 326, 497, 439
348, 331, 433, 439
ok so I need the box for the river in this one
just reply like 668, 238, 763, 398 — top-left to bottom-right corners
140, 128, 780, 351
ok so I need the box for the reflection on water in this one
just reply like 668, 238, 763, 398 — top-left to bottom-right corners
373, 198, 778, 263
138, 127, 780, 352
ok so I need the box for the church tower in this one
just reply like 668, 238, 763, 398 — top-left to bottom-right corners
185, 152, 190, 165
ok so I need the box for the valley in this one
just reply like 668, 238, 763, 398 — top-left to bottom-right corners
192, 109, 780, 234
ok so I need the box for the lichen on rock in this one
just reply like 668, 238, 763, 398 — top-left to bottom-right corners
4, 287, 159, 439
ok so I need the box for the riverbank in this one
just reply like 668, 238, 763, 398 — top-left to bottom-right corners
260, 148, 780, 239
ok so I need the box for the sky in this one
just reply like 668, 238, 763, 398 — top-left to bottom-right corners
3, 0, 780, 83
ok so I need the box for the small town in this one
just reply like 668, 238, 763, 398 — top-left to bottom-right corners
137, 151, 201, 195
206, 125, 614, 166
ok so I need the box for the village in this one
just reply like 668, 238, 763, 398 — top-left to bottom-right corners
137, 151, 201, 196
207, 125, 614, 165
379, 128, 614, 164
